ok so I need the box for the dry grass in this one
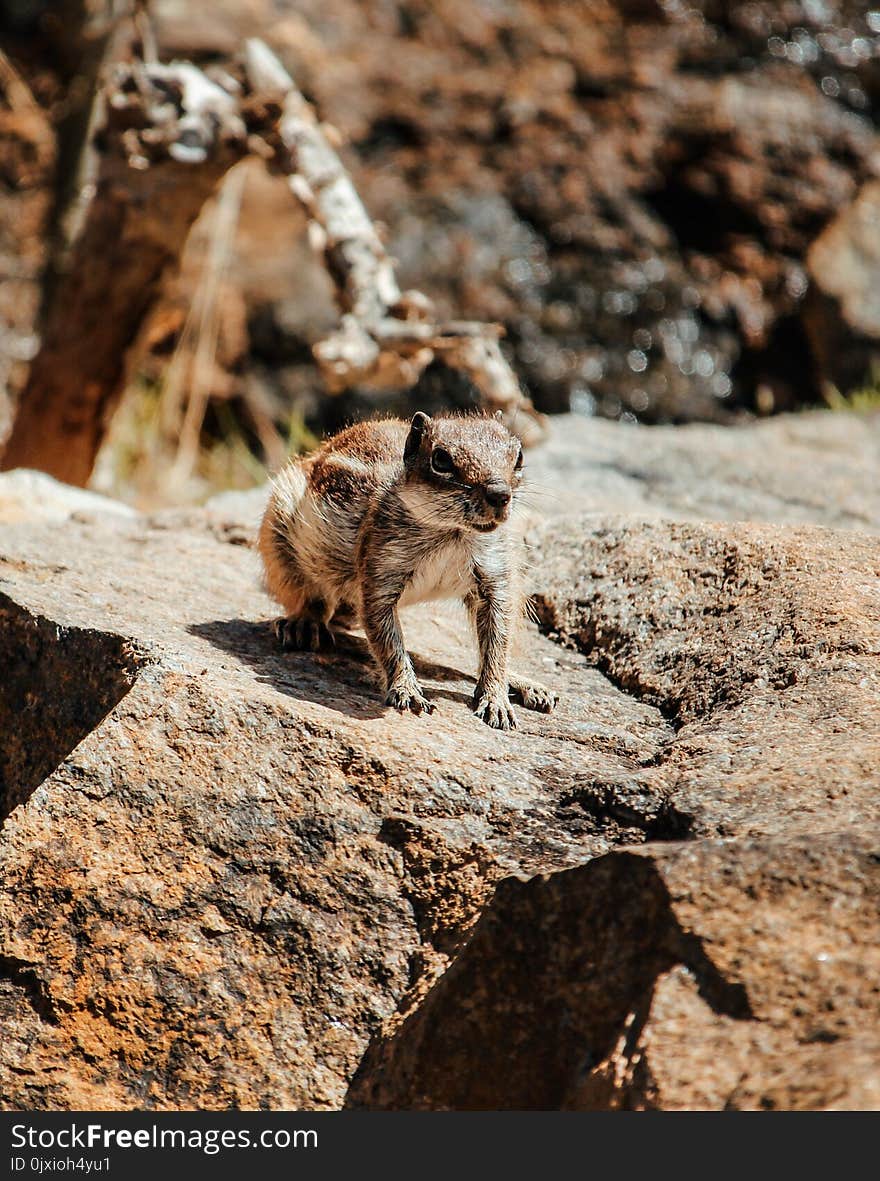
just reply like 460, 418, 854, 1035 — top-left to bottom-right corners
90, 162, 317, 510
821, 368, 880, 414
90, 371, 317, 511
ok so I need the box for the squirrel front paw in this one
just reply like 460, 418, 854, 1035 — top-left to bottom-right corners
473, 685, 517, 731
385, 681, 435, 715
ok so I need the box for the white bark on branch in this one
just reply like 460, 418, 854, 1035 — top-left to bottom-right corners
243, 39, 546, 442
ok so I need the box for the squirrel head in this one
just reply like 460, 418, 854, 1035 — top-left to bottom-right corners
402, 410, 524, 533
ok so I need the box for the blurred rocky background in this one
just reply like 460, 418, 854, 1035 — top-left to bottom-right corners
3, 1, 880, 503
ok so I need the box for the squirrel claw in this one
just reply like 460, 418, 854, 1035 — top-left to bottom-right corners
473, 688, 517, 731
509, 678, 558, 714
274, 616, 333, 652
385, 684, 435, 715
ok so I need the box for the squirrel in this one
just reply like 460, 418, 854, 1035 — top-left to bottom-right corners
257, 410, 557, 730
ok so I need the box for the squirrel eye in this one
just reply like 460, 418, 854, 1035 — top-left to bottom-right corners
514, 446, 524, 471
431, 448, 454, 474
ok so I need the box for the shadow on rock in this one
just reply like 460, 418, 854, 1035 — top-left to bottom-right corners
188, 618, 475, 720
345, 851, 752, 1110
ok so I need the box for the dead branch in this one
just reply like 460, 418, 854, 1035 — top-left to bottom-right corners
243, 39, 546, 443
2, 32, 544, 486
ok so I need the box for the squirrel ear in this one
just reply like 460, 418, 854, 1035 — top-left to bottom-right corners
404, 411, 430, 461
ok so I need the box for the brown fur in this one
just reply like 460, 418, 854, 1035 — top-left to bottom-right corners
258, 411, 557, 729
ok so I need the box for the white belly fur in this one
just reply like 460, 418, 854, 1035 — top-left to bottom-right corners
398, 535, 474, 607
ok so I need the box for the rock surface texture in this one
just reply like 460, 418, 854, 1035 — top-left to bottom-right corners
1, 409, 879, 1109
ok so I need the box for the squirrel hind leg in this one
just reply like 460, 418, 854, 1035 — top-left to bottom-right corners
330, 603, 358, 632
508, 673, 558, 714
273, 597, 338, 653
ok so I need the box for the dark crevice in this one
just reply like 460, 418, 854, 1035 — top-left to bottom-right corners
0, 593, 144, 823
530, 593, 683, 726
558, 783, 694, 842
643, 802, 694, 841
580, 641, 681, 726
356, 115, 426, 157
642, 163, 765, 255
531, 594, 697, 843
0, 955, 61, 1025
729, 310, 821, 414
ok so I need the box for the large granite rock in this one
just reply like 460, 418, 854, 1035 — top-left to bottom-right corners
0, 410, 879, 1109
349, 834, 880, 1110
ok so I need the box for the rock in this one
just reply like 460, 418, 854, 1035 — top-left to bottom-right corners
6, 2, 880, 455
0, 482, 667, 1108
0, 469, 138, 525
805, 180, 880, 395
527, 518, 880, 840
526, 409, 880, 530
1, 411, 879, 1109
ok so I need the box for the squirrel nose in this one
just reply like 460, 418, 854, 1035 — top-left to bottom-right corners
484, 483, 512, 510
